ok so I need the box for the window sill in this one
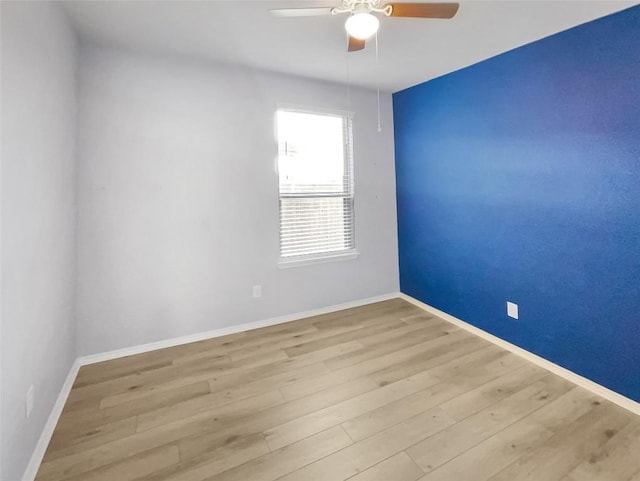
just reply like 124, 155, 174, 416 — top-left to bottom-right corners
278, 250, 360, 269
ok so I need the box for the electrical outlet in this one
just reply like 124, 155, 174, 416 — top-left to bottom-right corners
252, 285, 262, 298
507, 301, 519, 320
26, 385, 34, 419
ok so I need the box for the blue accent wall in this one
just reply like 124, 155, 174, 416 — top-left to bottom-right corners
393, 6, 640, 402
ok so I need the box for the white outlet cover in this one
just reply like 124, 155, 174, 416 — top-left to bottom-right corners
252, 285, 262, 298
507, 301, 519, 319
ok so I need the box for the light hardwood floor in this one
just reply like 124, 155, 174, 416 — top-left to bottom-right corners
35, 298, 640, 481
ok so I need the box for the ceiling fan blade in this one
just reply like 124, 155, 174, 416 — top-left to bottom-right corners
269, 7, 334, 17
385, 3, 459, 19
348, 36, 366, 52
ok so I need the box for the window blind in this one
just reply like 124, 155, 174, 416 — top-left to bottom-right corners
277, 109, 355, 259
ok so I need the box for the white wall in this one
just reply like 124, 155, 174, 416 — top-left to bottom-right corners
0, 2, 78, 480
76, 44, 399, 356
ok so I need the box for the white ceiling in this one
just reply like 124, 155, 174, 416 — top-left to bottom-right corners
61, 0, 639, 92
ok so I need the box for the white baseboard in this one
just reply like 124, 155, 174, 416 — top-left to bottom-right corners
22, 358, 81, 481
78, 292, 401, 366
400, 293, 640, 416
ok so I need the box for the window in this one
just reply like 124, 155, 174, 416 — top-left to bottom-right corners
276, 107, 356, 265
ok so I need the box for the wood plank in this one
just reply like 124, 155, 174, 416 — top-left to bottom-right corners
226, 305, 419, 362
566, 421, 640, 481
102, 359, 328, 408
405, 374, 573, 473
348, 452, 424, 481
136, 388, 284, 433
207, 426, 353, 481
283, 321, 411, 358
324, 323, 454, 371
105, 348, 284, 406
415, 387, 602, 481
484, 402, 634, 481
311, 300, 419, 331
46, 417, 137, 459
276, 407, 455, 481
356, 319, 450, 347
51, 381, 211, 445
366, 334, 487, 386
400, 312, 436, 324
65, 364, 184, 412
36, 390, 285, 480
63, 444, 180, 481
74, 355, 174, 387
437, 363, 546, 421
280, 328, 476, 401
342, 351, 531, 442
140, 434, 270, 481
177, 375, 380, 462
416, 418, 553, 481
162, 339, 365, 410
264, 366, 439, 450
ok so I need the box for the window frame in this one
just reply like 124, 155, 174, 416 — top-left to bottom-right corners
275, 104, 359, 268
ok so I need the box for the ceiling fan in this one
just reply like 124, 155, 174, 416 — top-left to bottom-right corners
270, 1, 460, 52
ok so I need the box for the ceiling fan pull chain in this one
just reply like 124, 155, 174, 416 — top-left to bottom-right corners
375, 31, 381, 132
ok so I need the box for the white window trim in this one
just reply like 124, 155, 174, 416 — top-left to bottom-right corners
276, 105, 356, 267
278, 249, 360, 269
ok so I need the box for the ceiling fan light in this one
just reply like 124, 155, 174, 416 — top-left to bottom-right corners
345, 12, 379, 40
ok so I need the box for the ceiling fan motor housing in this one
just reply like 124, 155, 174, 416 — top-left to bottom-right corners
332, 0, 392, 16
